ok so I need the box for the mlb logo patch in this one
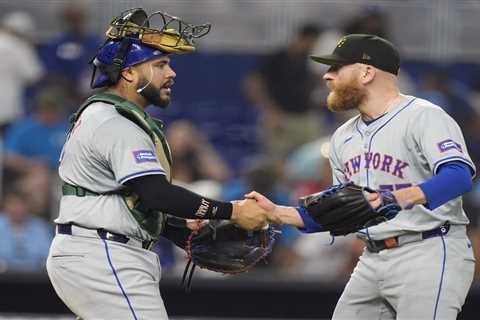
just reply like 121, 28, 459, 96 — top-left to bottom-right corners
133, 150, 158, 163
437, 139, 462, 153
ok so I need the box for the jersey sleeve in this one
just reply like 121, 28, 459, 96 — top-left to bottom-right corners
412, 106, 476, 177
93, 117, 166, 184
328, 134, 348, 184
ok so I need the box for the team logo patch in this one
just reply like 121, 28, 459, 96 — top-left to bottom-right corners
437, 139, 462, 153
133, 150, 158, 163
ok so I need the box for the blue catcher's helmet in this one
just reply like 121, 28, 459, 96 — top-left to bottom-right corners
90, 8, 211, 89
91, 40, 166, 88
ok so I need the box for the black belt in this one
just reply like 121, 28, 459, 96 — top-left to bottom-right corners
363, 223, 451, 253
57, 223, 155, 250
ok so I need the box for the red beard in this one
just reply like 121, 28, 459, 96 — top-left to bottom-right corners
326, 79, 366, 112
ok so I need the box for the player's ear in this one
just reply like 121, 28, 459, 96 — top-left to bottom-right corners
360, 65, 375, 84
120, 67, 135, 83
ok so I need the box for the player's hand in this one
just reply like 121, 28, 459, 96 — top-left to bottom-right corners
365, 191, 382, 209
186, 219, 209, 232
230, 199, 268, 230
244, 191, 281, 224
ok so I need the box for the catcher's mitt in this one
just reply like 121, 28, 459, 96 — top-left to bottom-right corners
182, 221, 276, 291
299, 182, 401, 236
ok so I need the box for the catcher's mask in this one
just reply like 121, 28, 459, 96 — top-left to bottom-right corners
90, 8, 211, 89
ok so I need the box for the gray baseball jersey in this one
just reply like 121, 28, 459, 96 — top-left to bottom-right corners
56, 101, 166, 241
329, 94, 476, 319
48, 100, 170, 319
329, 95, 475, 239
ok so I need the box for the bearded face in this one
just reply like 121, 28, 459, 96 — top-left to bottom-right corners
134, 57, 175, 108
136, 75, 172, 108
326, 72, 366, 112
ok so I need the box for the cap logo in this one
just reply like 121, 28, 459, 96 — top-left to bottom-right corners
336, 37, 347, 48
362, 53, 371, 60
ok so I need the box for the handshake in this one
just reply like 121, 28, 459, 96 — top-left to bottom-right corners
229, 182, 403, 234
229, 191, 294, 230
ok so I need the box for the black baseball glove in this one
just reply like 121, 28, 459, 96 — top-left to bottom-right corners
182, 221, 277, 291
299, 182, 401, 236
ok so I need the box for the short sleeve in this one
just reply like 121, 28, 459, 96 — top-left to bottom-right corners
93, 117, 166, 184
412, 106, 475, 177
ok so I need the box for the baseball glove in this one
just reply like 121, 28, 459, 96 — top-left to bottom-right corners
299, 182, 401, 236
182, 221, 276, 291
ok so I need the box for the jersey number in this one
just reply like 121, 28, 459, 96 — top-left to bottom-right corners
378, 183, 412, 191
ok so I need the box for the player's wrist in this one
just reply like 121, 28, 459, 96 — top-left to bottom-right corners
215, 201, 233, 219
393, 185, 426, 209
276, 206, 304, 227
230, 201, 239, 220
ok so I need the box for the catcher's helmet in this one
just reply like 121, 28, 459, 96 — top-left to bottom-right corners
90, 8, 211, 88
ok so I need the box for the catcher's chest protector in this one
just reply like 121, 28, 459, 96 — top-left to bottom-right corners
68, 93, 172, 238
71, 93, 173, 180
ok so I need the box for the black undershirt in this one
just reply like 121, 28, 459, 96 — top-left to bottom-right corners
124, 174, 232, 220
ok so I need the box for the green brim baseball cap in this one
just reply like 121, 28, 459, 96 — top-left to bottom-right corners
310, 34, 400, 75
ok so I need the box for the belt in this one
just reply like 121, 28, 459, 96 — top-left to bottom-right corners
62, 183, 100, 197
56, 223, 155, 250
361, 223, 451, 253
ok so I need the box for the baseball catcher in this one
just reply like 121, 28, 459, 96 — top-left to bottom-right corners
47, 7, 278, 319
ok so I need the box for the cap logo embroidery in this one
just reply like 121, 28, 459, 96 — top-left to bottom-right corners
337, 37, 347, 48
362, 53, 371, 60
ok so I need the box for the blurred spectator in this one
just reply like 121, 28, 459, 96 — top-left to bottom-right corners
39, 3, 101, 96
0, 11, 44, 133
469, 79, 480, 115
243, 23, 323, 159
3, 85, 69, 216
465, 79, 480, 168
417, 70, 476, 130
285, 136, 332, 198
4, 85, 69, 171
167, 120, 231, 198
343, 6, 390, 39
0, 188, 52, 272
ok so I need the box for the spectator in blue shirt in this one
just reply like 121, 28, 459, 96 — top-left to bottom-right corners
4, 85, 69, 171
0, 189, 53, 272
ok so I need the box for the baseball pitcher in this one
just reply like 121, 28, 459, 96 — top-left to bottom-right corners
249, 34, 475, 319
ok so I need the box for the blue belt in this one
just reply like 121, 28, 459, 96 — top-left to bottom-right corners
56, 223, 155, 250
363, 223, 450, 253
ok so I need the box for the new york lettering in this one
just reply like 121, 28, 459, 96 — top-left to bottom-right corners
343, 152, 409, 180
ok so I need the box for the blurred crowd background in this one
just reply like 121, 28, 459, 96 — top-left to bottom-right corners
1, 0, 480, 291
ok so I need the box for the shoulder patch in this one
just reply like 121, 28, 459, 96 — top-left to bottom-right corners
437, 139, 462, 153
133, 150, 158, 163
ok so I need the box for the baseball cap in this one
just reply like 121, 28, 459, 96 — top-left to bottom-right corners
310, 34, 400, 75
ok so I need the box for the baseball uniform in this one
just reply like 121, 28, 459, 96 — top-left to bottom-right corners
47, 100, 169, 319
329, 95, 476, 319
